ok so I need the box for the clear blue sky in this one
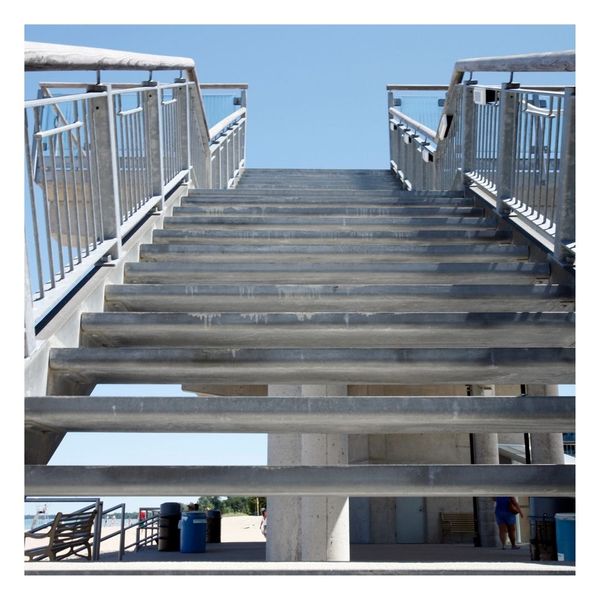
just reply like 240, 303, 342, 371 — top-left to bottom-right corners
20, 21, 579, 516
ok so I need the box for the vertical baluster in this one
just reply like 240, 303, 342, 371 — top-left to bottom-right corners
495, 85, 519, 215
551, 95, 563, 224
24, 110, 45, 299
48, 137, 66, 279
74, 101, 91, 256
57, 133, 75, 271
66, 105, 82, 264
83, 98, 102, 245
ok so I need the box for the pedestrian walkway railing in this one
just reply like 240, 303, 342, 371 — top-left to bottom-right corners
387, 51, 575, 264
24, 42, 247, 349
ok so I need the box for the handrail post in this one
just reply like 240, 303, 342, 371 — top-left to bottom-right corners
175, 82, 191, 181
142, 83, 165, 210
553, 87, 576, 264
495, 84, 519, 216
460, 84, 477, 185
87, 85, 121, 258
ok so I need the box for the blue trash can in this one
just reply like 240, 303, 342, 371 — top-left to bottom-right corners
180, 511, 207, 553
555, 513, 575, 562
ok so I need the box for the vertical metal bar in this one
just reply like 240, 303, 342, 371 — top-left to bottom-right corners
553, 87, 575, 263
525, 108, 534, 213
83, 98, 101, 246
36, 130, 56, 289
48, 136, 66, 279
92, 500, 102, 561
66, 115, 83, 264
115, 95, 127, 222
495, 85, 519, 215
74, 101, 91, 256
119, 504, 125, 561
57, 133, 75, 271
24, 245, 36, 357
24, 111, 45, 298
551, 95, 563, 223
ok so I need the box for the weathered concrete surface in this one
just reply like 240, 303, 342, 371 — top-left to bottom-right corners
25, 464, 575, 497
25, 395, 575, 433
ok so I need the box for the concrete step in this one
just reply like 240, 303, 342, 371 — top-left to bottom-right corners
162, 214, 496, 227
25, 464, 575, 497
138, 242, 528, 263
47, 346, 574, 389
173, 205, 483, 217
25, 395, 575, 433
123, 261, 550, 285
104, 283, 574, 313
153, 228, 511, 244
79, 311, 574, 348
182, 194, 472, 206
188, 187, 465, 196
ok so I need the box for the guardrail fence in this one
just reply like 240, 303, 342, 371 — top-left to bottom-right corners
24, 43, 247, 350
387, 51, 575, 265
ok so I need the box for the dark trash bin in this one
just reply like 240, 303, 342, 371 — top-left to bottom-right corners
180, 511, 207, 553
207, 509, 222, 543
158, 503, 181, 551
529, 515, 557, 561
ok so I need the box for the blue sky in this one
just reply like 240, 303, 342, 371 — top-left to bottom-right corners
19, 19, 583, 520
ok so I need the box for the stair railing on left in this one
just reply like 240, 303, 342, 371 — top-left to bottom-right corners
24, 42, 247, 354
387, 50, 575, 266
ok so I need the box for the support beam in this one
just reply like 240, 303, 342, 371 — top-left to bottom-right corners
25, 395, 576, 434
24, 465, 575, 497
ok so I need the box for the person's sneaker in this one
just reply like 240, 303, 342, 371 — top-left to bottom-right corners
511, 545, 520, 550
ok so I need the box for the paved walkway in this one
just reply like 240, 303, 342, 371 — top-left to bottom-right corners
25, 543, 575, 575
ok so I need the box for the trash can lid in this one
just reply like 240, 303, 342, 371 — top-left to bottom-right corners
554, 513, 575, 520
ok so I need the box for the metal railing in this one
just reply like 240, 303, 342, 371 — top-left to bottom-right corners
24, 42, 247, 351
387, 51, 575, 264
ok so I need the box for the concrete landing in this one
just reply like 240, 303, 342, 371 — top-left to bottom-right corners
24, 543, 575, 575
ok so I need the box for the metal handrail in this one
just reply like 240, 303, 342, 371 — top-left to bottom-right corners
387, 50, 575, 265
24, 43, 248, 351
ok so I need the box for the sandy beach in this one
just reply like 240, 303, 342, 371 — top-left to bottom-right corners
25, 515, 265, 560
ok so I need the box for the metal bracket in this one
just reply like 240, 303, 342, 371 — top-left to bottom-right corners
504, 72, 521, 90
464, 72, 478, 86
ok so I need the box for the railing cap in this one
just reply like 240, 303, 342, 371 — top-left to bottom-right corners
25, 41, 196, 72
454, 50, 575, 75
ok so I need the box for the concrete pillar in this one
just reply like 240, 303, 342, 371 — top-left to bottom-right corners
300, 385, 350, 561
266, 385, 302, 562
528, 385, 565, 464
471, 385, 500, 547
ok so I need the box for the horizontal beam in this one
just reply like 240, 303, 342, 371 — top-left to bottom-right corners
47, 347, 575, 388
78, 311, 573, 349
24, 465, 575, 497
25, 41, 195, 72
25, 395, 575, 434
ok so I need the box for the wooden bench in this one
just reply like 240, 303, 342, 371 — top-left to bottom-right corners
440, 512, 475, 542
25, 510, 97, 561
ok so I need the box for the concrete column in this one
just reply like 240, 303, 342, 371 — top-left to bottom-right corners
528, 385, 565, 464
300, 385, 350, 561
472, 385, 500, 547
266, 385, 302, 562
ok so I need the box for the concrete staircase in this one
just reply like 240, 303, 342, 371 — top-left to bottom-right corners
25, 169, 575, 498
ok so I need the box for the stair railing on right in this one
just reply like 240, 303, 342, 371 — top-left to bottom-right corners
387, 50, 575, 265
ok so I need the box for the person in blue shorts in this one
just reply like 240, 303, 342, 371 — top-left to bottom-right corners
494, 497, 524, 549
